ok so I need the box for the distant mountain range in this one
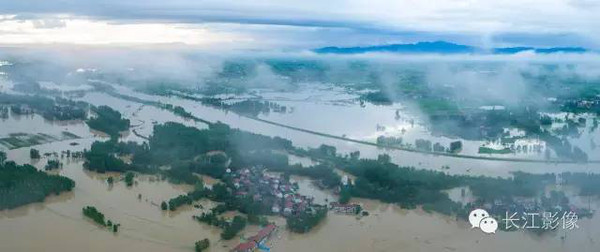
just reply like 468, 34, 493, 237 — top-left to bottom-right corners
313, 41, 588, 54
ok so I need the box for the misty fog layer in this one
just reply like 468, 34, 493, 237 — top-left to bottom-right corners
2, 49, 599, 110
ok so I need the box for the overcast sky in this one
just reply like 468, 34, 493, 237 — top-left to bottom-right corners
0, 0, 598, 49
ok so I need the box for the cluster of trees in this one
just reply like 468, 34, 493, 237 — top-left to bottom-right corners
124, 172, 134, 187
195, 239, 210, 252
0, 161, 75, 210
164, 178, 272, 217
540, 115, 553, 125
343, 157, 462, 209
247, 214, 269, 226
360, 91, 393, 105
83, 140, 130, 173
414, 139, 432, 151
227, 100, 288, 116
175, 93, 287, 117
160, 181, 244, 212
300, 145, 465, 212
44, 160, 61, 170
82, 206, 106, 226
0, 106, 8, 118
339, 186, 352, 204
164, 104, 193, 118
449, 141, 462, 153
297, 147, 473, 216
433, 142, 446, 152
164, 194, 193, 211
142, 122, 230, 165
83, 121, 294, 186
0, 94, 87, 121
376, 136, 403, 146
30, 148, 41, 159
286, 206, 327, 233
10, 105, 34, 115
83, 140, 150, 173
221, 215, 247, 240
193, 209, 247, 240
86, 105, 130, 137
164, 163, 205, 184
194, 210, 228, 227
467, 172, 552, 201
82, 206, 120, 232
161, 103, 210, 124
162, 184, 208, 211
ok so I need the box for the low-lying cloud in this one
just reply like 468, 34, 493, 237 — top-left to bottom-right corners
1, 48, 599, 106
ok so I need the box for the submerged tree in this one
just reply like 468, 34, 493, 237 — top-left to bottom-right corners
195, 239, 210, 252
30, 148, 40, 159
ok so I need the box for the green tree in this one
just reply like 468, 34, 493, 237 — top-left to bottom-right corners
30, 148, 40, 159
339, 187, 351, 204
124, 172, 134, 187
0, 161, 74, 210
195, 239, 210, 252
220, 216, 246, 240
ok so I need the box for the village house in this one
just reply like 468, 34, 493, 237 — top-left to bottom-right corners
330, 202, 361, 214
231, 224, 277, 252
229, 166, 320, 218
231, 241, 255, 252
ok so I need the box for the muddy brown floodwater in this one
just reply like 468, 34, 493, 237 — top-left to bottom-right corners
2, 140, 600, 252
2, 89, 600, 251
272, 197, 600, 252
1, 141, 228, 252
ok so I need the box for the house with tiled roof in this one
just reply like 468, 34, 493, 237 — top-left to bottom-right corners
231, 225, 277, 252
231, 241, 255, 252
330, 202, 361, 214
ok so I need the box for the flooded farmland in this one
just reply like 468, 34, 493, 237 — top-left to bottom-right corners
2, 51, 600, 252
2, 88, 600, 252
95, 85, 599, 177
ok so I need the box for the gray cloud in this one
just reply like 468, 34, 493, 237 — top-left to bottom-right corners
0, 0, 598, 48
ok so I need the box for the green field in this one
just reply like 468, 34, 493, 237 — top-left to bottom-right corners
0, 131, 80, 149
478, 146, 514, 154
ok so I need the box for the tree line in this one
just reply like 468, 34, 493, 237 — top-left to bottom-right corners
0, 158, 75, 210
